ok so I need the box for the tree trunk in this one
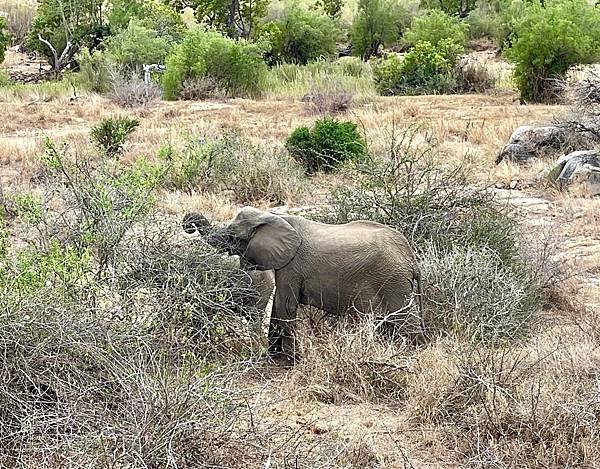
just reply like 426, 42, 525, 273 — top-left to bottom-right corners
226, 0, 240, 37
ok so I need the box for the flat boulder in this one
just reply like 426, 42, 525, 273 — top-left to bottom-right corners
548, 150, 600, 196
496, 125, 567, 164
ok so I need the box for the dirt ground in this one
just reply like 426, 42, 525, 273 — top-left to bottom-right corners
1, 76, 599, 466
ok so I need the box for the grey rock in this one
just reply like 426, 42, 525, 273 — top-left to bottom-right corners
496, 125, 567, 164
549, 150, 600, 196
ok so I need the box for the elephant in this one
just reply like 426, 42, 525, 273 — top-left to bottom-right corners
185, 207, 426, 361
182, 212, 275, 322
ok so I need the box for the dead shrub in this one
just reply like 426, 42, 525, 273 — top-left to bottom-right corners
302, 78, 355, 115
179, 77, 219, 100
109, 74, 162, 108
0, 138, 282, 465
455, 56, 497, 93
422, 245, 538, 345
557, 71, 600, 144
405, 335, 600, 468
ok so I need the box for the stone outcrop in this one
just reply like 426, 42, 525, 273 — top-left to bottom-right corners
548, 150, 600, 196
496, 125, 567, 164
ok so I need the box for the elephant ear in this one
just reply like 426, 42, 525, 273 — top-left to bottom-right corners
230, 207, 301, 270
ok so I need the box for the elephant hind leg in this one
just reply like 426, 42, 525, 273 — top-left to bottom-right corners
379, 289, 426, 345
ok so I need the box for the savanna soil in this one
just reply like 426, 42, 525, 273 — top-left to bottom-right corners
1, 83, 599, 466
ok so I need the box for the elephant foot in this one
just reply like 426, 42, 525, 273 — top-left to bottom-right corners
269, 350, 295, 367
267, 341, 296, 367
412, 332, 427, 347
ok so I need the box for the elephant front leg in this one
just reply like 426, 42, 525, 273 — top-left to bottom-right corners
268, 286, 300, 363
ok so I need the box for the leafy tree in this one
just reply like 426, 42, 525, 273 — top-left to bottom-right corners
27, 0, 108, 72
465, 0, 503, 42
505, 0, 600, 102
263, 6, 338, 65
404, 9, 468, 48
351, 0, 408, 60
421, 0, 478, 18
109, 0, 184, 42
170, 0, 268, 38
0, 17, 10, 64
316, 0, 345, 18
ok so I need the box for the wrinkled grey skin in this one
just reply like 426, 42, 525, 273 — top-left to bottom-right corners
192, 207, 426, 361
182, 213, 275, 321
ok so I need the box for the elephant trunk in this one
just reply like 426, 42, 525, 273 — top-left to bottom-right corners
182, 212, 245, 257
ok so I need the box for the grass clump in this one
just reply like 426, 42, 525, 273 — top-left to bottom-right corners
302, 77, 355, 115
286, 117, 367, 173
406, 340, 600, 467
286, 314, 412, 404
268, 58, 374, 99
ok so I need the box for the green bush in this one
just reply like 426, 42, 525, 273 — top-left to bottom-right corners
404, 9, 468, 49
0, 16, 9, 64
351, 0, 410, 60
374, 40, 461, 95
76, 49, 113, 93
261, 6, 339, 65
90, 116, 140, 158
76, 18, 174, 91
286, 117, 366, 173
505, 0, 600, 103
316, 0, 345, 18
163, 29, 268, 99
108, 0, 184, 42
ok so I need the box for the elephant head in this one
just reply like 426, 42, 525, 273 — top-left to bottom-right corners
226, 207, 301, 270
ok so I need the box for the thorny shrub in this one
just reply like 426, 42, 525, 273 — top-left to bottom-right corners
0, 141, 280, 466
